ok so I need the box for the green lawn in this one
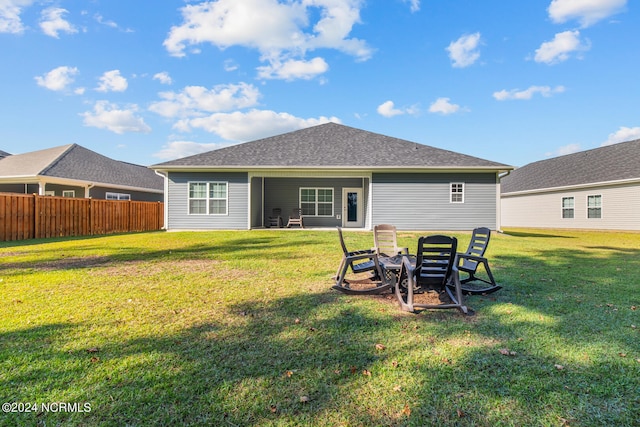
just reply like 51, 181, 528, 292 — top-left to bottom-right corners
0, 229, 638, 426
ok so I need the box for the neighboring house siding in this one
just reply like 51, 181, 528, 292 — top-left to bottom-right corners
45, 183, 86, 197
501, 182, 640, 230
167, 172, 248, 230
264, 177, 367, 228
89, 186, 163, 202
0, 184, 39, 194
371, 172, 498, 231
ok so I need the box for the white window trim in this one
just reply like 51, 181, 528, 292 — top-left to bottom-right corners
188, 181, 228, 216
62, 190, 75, 198
561, 196, 575, 219
450, 182, 465, 203
587, 194, 602, 219
300, 187, 334, 217
106, 192, 131, 201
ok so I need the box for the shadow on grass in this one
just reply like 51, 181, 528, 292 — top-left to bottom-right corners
1, 278, 638, 426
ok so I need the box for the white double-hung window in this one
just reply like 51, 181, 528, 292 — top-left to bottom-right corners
300, 188, 333, 216
189, 182, 228, 215
450, 183, 464, 203
562, 197, 574, 218
587, 195, 602, 219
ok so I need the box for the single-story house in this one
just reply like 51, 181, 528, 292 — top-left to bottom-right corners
0, 144, 164, 201
501, 138, 640, 231
151, 123, 512, 231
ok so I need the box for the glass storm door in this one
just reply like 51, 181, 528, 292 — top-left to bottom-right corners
342, 188, 363, 228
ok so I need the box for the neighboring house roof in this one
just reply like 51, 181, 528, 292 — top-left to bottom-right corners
501, 138, 640, 194
0, 144, 163, 192
152, 122, 513, 171
0, 150, 11, 159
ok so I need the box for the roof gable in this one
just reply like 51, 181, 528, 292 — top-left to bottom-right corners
153, 123, 511, 170
0, 145, 73, 176
0, 144, 162, 191
501, 138, 640, 194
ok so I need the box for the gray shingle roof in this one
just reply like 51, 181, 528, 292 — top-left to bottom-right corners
152, 122, 512, 170
0, 150, 11, 159
0, 144, 163, 191
501, 138, 640, 194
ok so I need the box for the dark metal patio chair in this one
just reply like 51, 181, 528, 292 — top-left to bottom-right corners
446, 227, 501, 295
266, 208, 283, 228
395, 235, 468, 314
332, 227, 393, 295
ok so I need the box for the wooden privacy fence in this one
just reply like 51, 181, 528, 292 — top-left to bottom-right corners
0, 193, 164, 242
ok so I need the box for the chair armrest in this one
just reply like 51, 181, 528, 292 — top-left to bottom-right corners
398, 247, 409, 255
346, 251, 377, 262
401, 253, 416, 276
455, 253, 488, 264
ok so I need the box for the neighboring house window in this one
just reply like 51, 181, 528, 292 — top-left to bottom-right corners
562, 197, 574, 219
44, 191, 55, 196
587, 195, 602, 219
106, 192, 131, 200
188, 182, 228, 215
62, 190, 75, 198
300, 188, 333, 216
450, 183, 464, 203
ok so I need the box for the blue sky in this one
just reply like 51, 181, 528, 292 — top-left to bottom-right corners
1, 0, 638, 167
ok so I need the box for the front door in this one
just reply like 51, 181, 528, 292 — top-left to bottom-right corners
342, 188, 363, 228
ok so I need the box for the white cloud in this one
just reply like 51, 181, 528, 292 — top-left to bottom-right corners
34, 65, 79, 91
153, 72, 173, 85
377, 101, 403, 117
96, 70, 128, 92
602, 126, 640, 146
257, 57, 329, 80
149, 83, 261, 118
404, 0, 420, 13
534, 30, 590, 64
548, 0, 626, 27
446, 32, 481, 68
376, 100, 418, 118
428, 97, 461, 115
39, 7, 77, 38
81, 101, 151, 134
493, 85, 565, 101
153, 140, 226, 160
163, 0, 372, 80
0, 0, 34, 34
175, 109, 340, 141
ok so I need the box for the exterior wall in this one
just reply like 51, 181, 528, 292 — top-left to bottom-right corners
44, 183, 86, 197
250, 177, 263, 228
167, 171, 249, 230
371, 172, 499, 231
89, 186, 163, 202
264, 177, 367, 228
0, 183, 39, 194
501, 181, 640, 230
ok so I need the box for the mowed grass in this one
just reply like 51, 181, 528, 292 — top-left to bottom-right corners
0, 228, 638, 426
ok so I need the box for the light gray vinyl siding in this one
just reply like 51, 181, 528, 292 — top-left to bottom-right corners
372, 172, 498, 231
501, 181, 640, 230
167, 172, 248, 230
264, 177, 367, 228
